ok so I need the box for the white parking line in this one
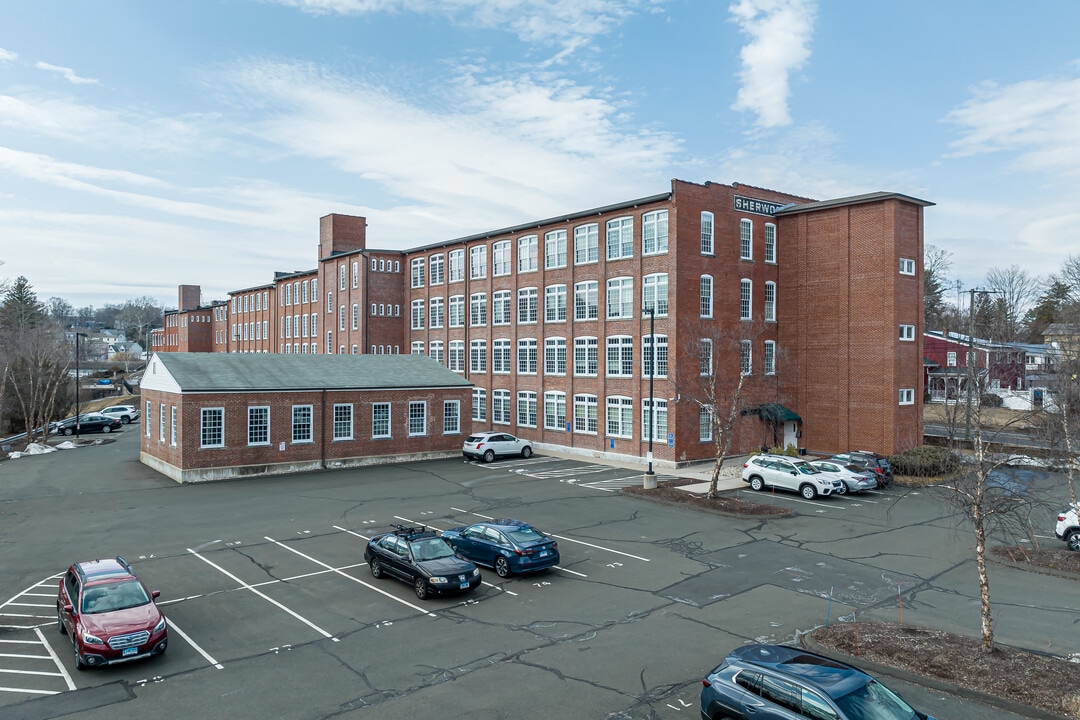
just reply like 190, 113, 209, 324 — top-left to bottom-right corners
451, 508, 651, 562
186, 548, 339, 642
166, 617, 223, 669
268, 535, 438, 618
392, 516, 518, 596
34, 627, 75, 692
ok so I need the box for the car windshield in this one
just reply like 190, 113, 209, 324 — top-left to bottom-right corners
80, 580, 150, 614
834, 679, 918, 720
506, 526, 544, 543
793, 462, 820, 475
409, 538, 456, 561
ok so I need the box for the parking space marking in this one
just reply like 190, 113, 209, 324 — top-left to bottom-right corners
186, 548, 339, 642
33, 628, 75, 691
166, 617, 223, 670
451, 508, 651, 562
1, 577, 61, 630
267, 535, 438, 617
392, 516, 519, 595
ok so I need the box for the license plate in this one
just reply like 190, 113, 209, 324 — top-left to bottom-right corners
538, 550, 549, 557
459, 581, 470, 590
123, 647, 138, 657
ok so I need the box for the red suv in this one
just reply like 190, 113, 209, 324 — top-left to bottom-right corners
56, 557, 168, 670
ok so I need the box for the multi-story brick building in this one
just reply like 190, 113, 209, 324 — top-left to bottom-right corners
152, 178, 931, 466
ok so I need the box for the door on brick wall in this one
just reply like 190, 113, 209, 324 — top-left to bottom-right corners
784, 421, 798, 452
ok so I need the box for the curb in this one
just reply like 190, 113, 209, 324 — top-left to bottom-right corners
988, 551, 1080, 582
799, 634, 1067, 720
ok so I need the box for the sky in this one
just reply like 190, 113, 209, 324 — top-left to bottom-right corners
1, 0, 1079, 311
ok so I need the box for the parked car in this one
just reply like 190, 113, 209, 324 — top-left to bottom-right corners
700, 644, 936, 720
364, 525, 482, 600
52, 414, 123, 435
829, 451, 894, 488
99, 405, 141, 424
462, 431, 533, 462
441, 519, 559, 577
742, 454, 844, 499
808, 460, 877, 494
56, 556, 168, 670
1056, 505, 1079, 551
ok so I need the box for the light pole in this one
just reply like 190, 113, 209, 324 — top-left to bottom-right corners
74, 332, 86, 438
643, 305, 657, 489
964, 288, 1001, 441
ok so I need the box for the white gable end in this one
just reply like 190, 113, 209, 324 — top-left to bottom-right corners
140, 354, 182, 394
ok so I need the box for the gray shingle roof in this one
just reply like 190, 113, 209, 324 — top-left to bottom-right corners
152, 353, 473, 392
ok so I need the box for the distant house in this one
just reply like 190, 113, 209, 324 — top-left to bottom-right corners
923, 331, 1054, 402
1044, 323, 1080, 361
107, 341, 145, 362
139, 352, 473, 483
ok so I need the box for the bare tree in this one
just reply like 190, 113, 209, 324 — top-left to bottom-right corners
115, 297, 164, 347
983, 265, 1042, 341
924, 245, 954, 331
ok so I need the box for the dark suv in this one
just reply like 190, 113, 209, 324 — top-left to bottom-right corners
829, 451, 893, 488
700, 644, 934, 720
57, 557, 168, 670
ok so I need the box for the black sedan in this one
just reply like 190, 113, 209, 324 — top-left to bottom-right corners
441, 519, 559, 577
53, 413, 123, 436
363, 525, 481, 600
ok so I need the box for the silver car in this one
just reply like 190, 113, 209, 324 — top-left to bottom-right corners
809, 460, 877, 494
741, 454, 844, 499
462, 431, 533, 463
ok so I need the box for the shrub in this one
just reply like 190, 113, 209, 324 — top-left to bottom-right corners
888, 445, 962, 478
980, 393, 1003, 408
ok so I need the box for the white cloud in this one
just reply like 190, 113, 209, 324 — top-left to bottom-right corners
34, 61, 100, 85
729, 0, 816, 128
0, 48, 17, 62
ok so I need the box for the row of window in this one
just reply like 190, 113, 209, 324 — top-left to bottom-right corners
469, 389, 673, 440
233, 291, 270, 314
280, 278, 318, 307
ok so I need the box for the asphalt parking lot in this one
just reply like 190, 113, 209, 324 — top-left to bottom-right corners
1, 428, 1076, 720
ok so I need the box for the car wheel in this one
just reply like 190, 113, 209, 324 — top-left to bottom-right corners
121, 416, 131, 424
63, 428, 73, 436
521, 446, 532, 459
749, 476, 764, 491
74, 644, 86, 671
800, 484, 818, 500
483, 449, 495, 463
836, 484, 847, 495
101, 425, 112, 433
369, 558, 383, 578
414, 578, 429, 600
1067, 531, 1080, 552
495, 555, 511, 578
57, 606, 66, 635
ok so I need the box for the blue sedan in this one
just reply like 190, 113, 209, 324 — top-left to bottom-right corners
441, 520, 560, 577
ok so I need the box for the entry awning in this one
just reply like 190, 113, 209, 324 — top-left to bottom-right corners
755, 403, 801, 423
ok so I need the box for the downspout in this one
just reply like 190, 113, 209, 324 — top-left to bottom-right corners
321, 388, 328, 469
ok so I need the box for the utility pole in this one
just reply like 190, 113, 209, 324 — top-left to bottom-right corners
74, 332, 87, 438
965, 288, 1001, 441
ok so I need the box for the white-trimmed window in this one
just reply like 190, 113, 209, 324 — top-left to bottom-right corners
411, 258, 425, 288
339, 305, 346, 331
443, 400, 460, 434
900, 324, 915, 341
518, 287, 538, 324
170, 406, 177, 447
430, 297, 445, 328
764, 223, 776, 263
643, 273, 668, 316
606, 335, 634, 377
517, 338, 537, 374
642, 210, 668, 254
545, 284, 567, 323
544, 391, 566, 430
518, 235, 538, 273
448, 249, 465, 282
408, 401, 427, 436
492, 339, 511, 373
947, 351, 957, 367
545, 229, 567, 269
573, 394, 598, 434
430, 253, 445, 285
700, 275, 713, 318
333, 404, 353, 440
470, 339, 487, 373
411, 299, 425, 329
764, 340, 776, 375
492, 390, 511, 425
574, 281, 598, 321
145, 401, 152, 438
606, 396, 633, 438
326, 330, 333, 354
429, 340, 444, 365
764, 282, 776, 322
899, 388, 915, 405
201, 407, 224, 448
574, 337, 598, 376
606, 277, 633, 319
448, 295, 465, 327
326, 289, 332, 313
372, 403, 391, 438
517, 391, 537, 428
159, 405, 165, 442
470, 292, 487, 326
899, 257, 916, 275
700, 406, 713, 442
248, 406, 270, 446
311, 314, 317, 339
740, 279, 752, 320
643, 335, 668, 377
339, 264, 346, 291
740, 219, 753, 259
470, 245, 487, 279
700, 338, 713, 376
574, 223, 598, 264
642, 399, 667, 442
352, 303, 359, 330
701, 211, 714, 255
412, 341, 425, 355
292, 405, 313, 443
449, 340, 465, 372
492, 240, 512, 276
740, 340, 752, 376
492, 290, 512, 325
544, 337, 566, 375
606, 216, 633, 260
472, 388, 487, 422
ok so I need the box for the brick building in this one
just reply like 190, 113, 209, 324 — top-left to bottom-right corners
151, 178, 931, 466
139, 353, 472, 482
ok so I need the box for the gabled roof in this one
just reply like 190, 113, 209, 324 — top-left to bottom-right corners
143, 353, 473, 393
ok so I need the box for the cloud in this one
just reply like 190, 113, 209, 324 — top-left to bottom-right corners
729, 0, 816, 128
0, 48, 17, 62
34, 61, 101, 85
945, 65, 1080, 177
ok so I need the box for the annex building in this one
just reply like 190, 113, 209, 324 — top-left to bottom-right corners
150, 178, 931, 469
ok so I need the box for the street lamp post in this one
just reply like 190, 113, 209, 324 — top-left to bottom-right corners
74, 332, 86, 438
643, 306, 657, 489
964, 288, 1001, 441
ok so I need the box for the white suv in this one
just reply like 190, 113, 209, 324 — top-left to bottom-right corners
99, 405, 140, 424
1056, 505, 1079, 552
741, 454, 844, 499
